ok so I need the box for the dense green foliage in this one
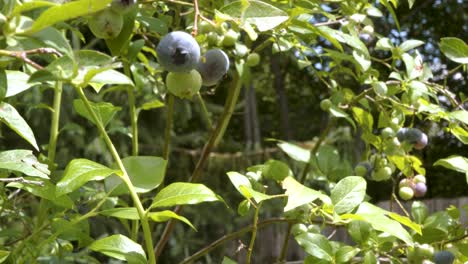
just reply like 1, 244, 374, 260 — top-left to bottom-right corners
0, 0, 467, 263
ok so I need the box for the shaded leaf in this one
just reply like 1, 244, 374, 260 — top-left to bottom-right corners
88, 234, 146, 264
0, 150, 49, 178
0, 102, 39, 150
73, 99, 121, 127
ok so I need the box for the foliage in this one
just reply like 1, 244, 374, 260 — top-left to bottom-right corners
0, 0, 467, 263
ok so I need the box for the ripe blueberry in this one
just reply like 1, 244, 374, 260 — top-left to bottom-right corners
414, 182, 427, 197
433, 250, 455, 264
196, 49, 230, 86
157, 31, 201, 72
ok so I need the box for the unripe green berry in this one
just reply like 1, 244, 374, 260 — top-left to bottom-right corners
246, 53, 260, 67
222, 29, 239, 47
320, 99, 332, 111
166, 70, 202, 99
399, 186, 414, 200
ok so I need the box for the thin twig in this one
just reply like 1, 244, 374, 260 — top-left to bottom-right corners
180, 218, 293, 264
0, 48, 62, 70
391, 193, 410, 217
191, 0, 200, 36
0, 177, 44, 186
314, 18, 347, 27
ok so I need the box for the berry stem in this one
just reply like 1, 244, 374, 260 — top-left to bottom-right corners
75, 86, 156, 264
163, 94, 175, 160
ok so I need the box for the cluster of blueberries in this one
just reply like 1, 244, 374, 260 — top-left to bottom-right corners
156, 31, 230, 98
354, 127, 429, 200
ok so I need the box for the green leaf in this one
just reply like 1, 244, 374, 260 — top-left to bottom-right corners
376, 38, 393, 51
11, 1, 57, 15
227, 172, 276, 203
88, 234, 146, 264
407, 0, 416, 8
352, 50, 371, 71
0, 250, 9, 263
387, 212, 422, 235
106, 7, 138, 56
137, 16, 168, 36
220, 0, 289, 31
282, 176, 331, 211
316, 145, 340, 176
295, 233, 333, 261
45, 55, 76, 81
448, 110, 468, 125
140, 99, 165, 111
7, 180, 73, 208
5, 70, 38, 98
434, 155, 468, 174
400, 39, 424, 52
0, 150, 50, 178
73, 99, 121, 127
148, 210, 196, 230
99, 207, 195, 229
355, 202, 413, 245
352, 107, 373, 132
56, 159, 117, 196
222, 256, 237, 264
99, 207, 140, 220
25, 0, 113, 34
440, 37, 468, 64
0, 70, 7, 100
261, 159, 290, 181
329, 105, 356, 130
32, 27, 74, 57
122, 156, 167, 193
150, 183, 223, 209
0, 102, 39, 150
347, 220, 371, 243
277, 141, 310, 163
51, 216, 91, 243
331, 176, 366, 214
335, 246, 360, 263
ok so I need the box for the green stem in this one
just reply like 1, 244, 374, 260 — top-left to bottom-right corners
163, 94, 174, 160
124, 65, 139, 157
196, 92, 213, 130
47, 81, 63, 172
124, 63, 140, 241
278, 223, 293, 263
180, 218, 292, 264
154, 72, 242, 257
246, 202, 261, 264
75, 87, 156, 264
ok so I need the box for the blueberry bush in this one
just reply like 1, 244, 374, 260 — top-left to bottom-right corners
0, 0, 467, 263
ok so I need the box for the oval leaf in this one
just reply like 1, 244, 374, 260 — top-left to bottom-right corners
331, 176, 366, 214
57, 159, 117, 196
220, 0, 289, 31
150, 183, 223, 209
0, 150, 49, 178
0, 102, 39, 150
282, 176, 331, 212
440, 37, 468, 64
88, 234, 146, 264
